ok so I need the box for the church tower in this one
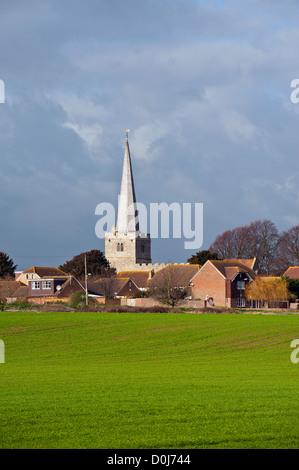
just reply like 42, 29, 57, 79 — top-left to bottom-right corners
105, 131, 152, 272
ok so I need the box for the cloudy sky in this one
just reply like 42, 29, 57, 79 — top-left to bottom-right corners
1, 0, 299, 270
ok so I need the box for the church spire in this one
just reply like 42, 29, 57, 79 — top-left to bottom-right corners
116, 130, 139, 233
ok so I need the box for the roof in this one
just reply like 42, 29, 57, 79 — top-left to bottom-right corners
283, 266, 299, 279
116, 271, 152, 288
20, 267, 68, 278
148, 264, 200, 289
14, 285, 29, 298
54, 276, 84, 297
88, 278, 133, 296
229, 258, 257, 270
206, 260, 257, 281
0, 280, 27, 298
260, 276, 281, 281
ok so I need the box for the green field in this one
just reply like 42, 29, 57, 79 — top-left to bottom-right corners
1, 310, 299, 449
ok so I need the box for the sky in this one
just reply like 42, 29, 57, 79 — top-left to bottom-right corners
1, 0, 299, 270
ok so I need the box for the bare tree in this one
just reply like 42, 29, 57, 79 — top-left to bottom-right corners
209, 220, 280, 275
277, 224, 299, 272
148, 266, 187, 308
91, 277, 120, 299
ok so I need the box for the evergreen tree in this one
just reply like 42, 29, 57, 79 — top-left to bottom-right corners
187, 250, 219, 266
0, 252, 17, 279
59, 250, 114, 280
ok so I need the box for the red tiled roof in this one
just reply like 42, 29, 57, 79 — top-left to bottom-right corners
22, 267, 68, 277
283, 266, 299, 279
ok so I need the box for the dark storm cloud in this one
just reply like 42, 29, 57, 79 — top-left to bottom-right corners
0, 0, 299, 267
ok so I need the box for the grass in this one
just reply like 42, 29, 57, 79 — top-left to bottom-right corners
1, 310, 299, 449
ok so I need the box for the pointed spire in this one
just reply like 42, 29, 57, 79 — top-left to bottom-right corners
116, 131, 139, 233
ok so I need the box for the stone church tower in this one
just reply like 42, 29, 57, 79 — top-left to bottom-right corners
105, 132, 152, 272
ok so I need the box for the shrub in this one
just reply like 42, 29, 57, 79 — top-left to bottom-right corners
69, 291, 98, 309
5, 301, 35, 310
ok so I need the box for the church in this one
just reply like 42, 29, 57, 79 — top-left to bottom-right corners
105, 131, 167, 273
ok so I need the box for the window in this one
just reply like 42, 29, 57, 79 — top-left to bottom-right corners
31, 274, 34, 279
117, 243, 120, 252
237, 281, 245, 290
32, 281, 40, 290
237, 297, 245, 307
42, 281, 51, 289
121, 243, 124, 252
26, 274, 29, 280
141, 244, 145, 253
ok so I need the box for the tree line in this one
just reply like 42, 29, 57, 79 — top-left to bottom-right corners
188, 220, 299, 276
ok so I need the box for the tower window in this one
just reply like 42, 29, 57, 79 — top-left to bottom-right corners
121, 243, 124, 252
141, 244, 145, 253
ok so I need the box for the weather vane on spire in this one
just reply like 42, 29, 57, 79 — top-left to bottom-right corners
126, 128, 130, 141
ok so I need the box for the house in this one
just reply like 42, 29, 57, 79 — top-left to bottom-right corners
27, 276, 85, 303
87, 277, 139, 298
283, 266, 299, 279
147, 264, 200, 294
190, 259, 257, 308
15, 266, 68, 285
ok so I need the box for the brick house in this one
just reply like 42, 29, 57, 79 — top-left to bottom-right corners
27, 276, 85, 303
190, 260, 257, 308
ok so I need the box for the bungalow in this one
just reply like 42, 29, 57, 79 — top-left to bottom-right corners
190, 259, 257, 308
87, 277, 139, 298
147, 264, 200, 295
